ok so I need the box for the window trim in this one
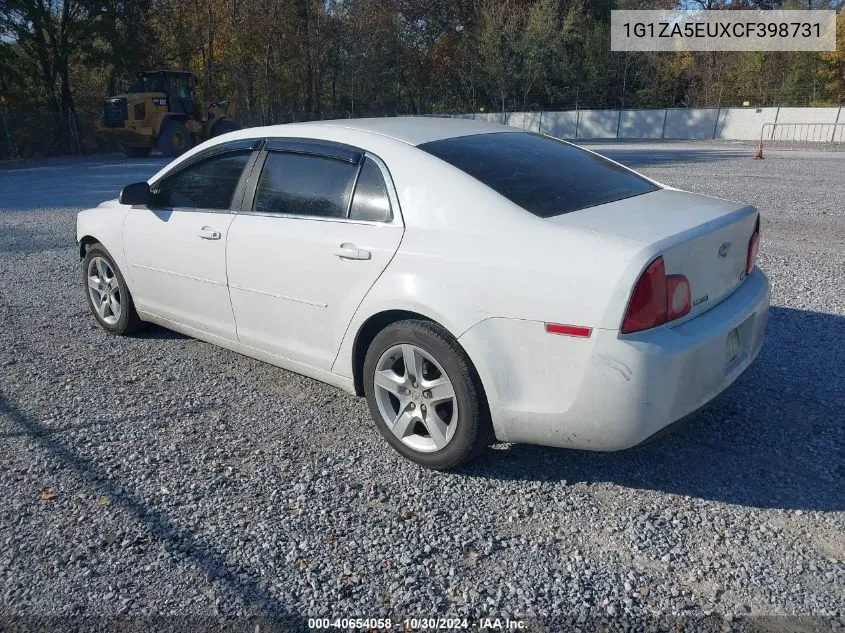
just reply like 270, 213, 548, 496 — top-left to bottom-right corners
150, 138, 264, 187
344, 159, 365, 219
238, 139, 403, 227
264, 137, 363, 164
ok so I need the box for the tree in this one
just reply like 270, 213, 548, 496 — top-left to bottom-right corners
817, 12, 845, 103
0, 0, 95, 118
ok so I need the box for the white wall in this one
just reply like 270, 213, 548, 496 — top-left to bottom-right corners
771, 107, 843, 142
473, 112, 506, 125
776, 107, 840, 125
505, 111, 542, 132
455, 106, 843, 142
539, 111, 578, 138
576, 110, 620, 138
618, 109, 665, 139
663, 108, 719, 139
715, 108, 779, 141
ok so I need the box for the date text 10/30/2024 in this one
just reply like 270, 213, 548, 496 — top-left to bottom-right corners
307, 617, 527, 630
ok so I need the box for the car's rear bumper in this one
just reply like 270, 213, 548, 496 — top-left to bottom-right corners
458, 268, 770, 451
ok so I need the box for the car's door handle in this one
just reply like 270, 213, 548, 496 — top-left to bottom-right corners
197, 226, 221, 240
335, 243, 371, 261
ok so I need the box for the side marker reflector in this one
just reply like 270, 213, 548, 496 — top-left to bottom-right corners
545, 323, 592, 338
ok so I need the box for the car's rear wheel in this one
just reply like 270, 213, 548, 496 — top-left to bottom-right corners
83, 244, 144, 335
363, 320, 490, 470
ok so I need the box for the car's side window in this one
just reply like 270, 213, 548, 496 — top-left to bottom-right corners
252, 151, 358, 218
349, 158, 392, 222
151, 150, 252, 210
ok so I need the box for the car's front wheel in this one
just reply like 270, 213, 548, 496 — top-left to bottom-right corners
83, 244, 144, 335
363, 320, 490, 470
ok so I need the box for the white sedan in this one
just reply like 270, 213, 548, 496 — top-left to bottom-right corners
76, 117, 770, 469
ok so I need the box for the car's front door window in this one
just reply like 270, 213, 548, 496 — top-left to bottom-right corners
152, 151, 252, 210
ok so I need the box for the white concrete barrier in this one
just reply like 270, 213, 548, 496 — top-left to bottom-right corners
505, 111, 542, 132
576, 110, 620, 138
663, 108, 719, 139
773, 106, 844, 142
473, 112, 506, 125
716, 107, 779, 140
775, 107, 840, 125
444, 106, 844, 142
618, 109, 665, 139
539, 111, 578, 138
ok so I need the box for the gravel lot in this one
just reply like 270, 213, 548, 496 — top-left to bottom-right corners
1, 142, 843, 632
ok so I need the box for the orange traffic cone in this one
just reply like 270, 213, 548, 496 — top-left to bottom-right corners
754, 145, 764, 159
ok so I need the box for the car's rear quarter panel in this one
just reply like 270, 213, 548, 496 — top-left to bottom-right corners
461, 269, 769, 449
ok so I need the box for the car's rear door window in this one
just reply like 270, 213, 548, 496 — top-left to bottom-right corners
253, 152, 358, 218
418, 132, 658, 218
152, 151, 252, 210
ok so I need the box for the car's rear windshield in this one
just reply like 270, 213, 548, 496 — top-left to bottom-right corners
418, 132, 659, 218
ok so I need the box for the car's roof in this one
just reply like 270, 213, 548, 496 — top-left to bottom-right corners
262, 116, 518, 147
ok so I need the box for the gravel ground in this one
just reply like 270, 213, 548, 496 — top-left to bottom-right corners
0, 142, 843, 632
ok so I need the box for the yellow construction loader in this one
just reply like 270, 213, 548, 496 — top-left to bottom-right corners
95, 70, 239, 157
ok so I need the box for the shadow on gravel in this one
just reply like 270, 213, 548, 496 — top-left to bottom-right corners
128, 324, 188, 340
0, 420, 101, 440
0, 395, 304, 628
467, 306, 845, 512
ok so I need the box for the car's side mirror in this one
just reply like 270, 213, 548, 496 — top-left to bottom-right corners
119, 181, 151, 206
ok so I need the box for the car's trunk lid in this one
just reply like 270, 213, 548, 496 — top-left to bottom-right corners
546, 189, 758, 320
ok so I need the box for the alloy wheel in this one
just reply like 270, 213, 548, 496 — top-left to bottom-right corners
87, 256, 121, 325
373, 344, 458, 453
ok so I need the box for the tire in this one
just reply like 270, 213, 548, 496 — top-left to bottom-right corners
122, 146, 152, 158
363, 319, 491, 470
157, 119, 193, 157
82, 243, 144, 335
210, 118, 240, 137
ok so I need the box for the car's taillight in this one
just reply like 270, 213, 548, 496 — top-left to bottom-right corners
621, 257, 667, 334
746, 215, 760, 275
666, 274, 691, 321
621, 256, 692, 334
